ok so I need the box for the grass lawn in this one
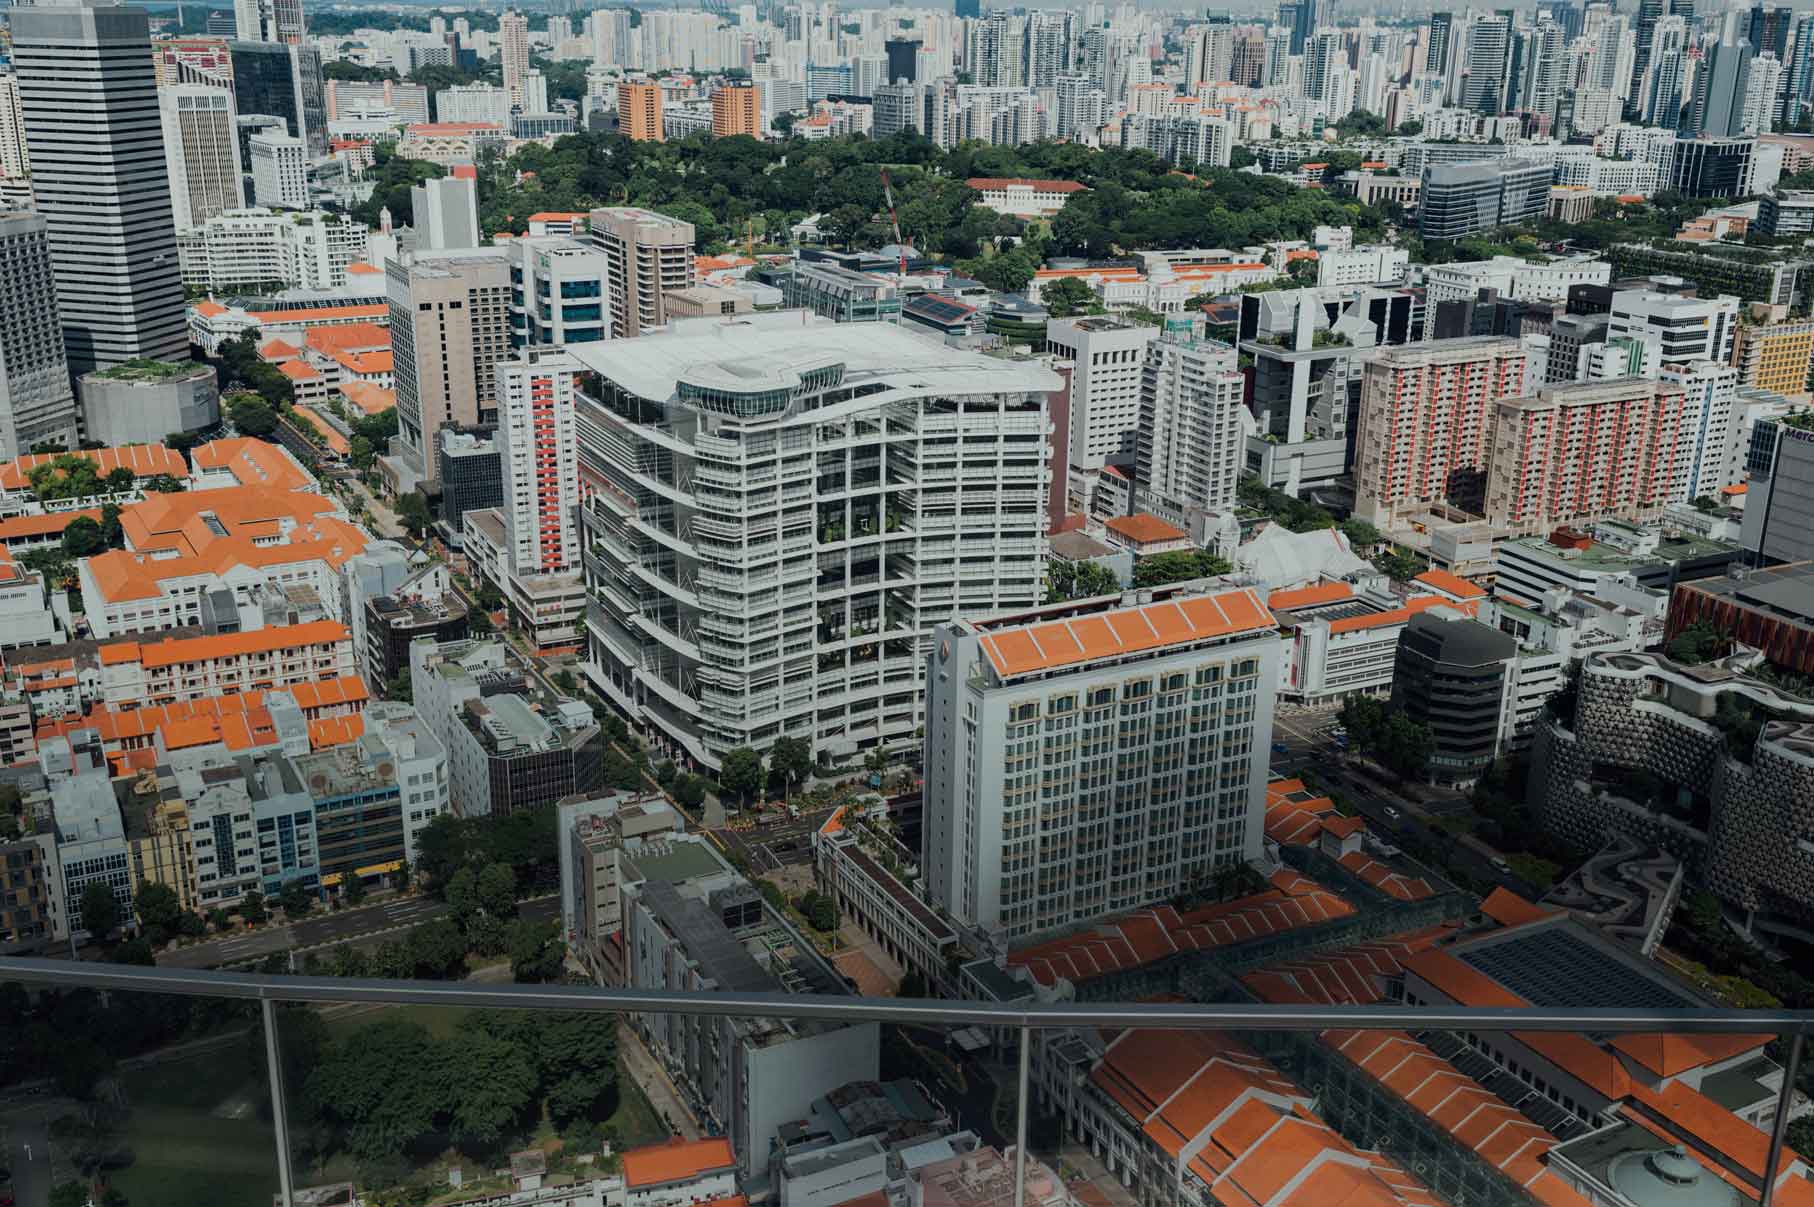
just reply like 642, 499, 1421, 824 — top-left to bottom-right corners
1507, 853, 1563, 890
318, 1002, 469, 1042
111, 1052, 279, 1207
605, 1067, 668, 1148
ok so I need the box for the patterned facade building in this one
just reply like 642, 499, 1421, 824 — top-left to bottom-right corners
1530, 651, 1814, 925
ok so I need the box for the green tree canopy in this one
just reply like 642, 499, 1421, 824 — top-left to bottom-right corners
719, 746, 764, 804
1132, 550, 1232, 588
1041, 276, 1099, 317
79, 881, 121, 940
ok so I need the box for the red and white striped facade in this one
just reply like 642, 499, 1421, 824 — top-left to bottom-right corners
497, 350, 582, 577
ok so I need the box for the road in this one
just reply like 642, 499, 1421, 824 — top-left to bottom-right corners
2, 1099, 64, 1207
1270, 707, 1542, 899
156, 894, 559, 969
713, 805, 843, 875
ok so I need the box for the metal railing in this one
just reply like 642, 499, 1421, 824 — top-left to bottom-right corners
2, 956, 1809, 1207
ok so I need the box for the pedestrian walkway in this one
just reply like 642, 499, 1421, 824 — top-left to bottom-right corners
618, 1022, 701, 1141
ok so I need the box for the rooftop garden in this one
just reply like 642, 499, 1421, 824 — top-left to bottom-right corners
93, 358, 201, 382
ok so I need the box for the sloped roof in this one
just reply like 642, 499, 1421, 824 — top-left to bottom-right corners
1232, 524, 1369, 592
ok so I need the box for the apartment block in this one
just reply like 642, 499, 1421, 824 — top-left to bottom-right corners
0, 210, 81, 461
1135, 326, 1246, 515
588, 207, 695, 338
508, 237, 610, 347
93, 621, 359, 712
248, 130, 307, 209
1661, 360, 1739, 501
618, 80, 663, 141
0, 833, 65, 949
1042, 316, 1157, 468
1732, 318, 1814, 394
387, 250, 512, 489
575, 319, 1056, 769
924, 586, 1280, 940
1485, 379, 1691, 536
710, 79, 760, 137
177, 207, 369, 293
1354, 336, 1528, 525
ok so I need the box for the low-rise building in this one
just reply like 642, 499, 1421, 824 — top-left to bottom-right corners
1493, 523, 1742, 613
1391, 608, 1518, 785
1757, 189, 1814, 238
964, 177, 1088, 217
290, 700, 448, 890
364, 592, 468, 691
813, 806, 961, 994
78, 361, 220, 447
559, 792, 684, 982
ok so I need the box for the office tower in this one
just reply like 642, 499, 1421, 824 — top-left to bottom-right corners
1354, 338, 1529, 526
496, 349, 581, 579
1780, 13, 1814, 126
500, 10, 531, 112
1518, 20, 1566, 122
1136, 326, 1246, 515
519, 69, 549, 115
1427, 11, 1454, 72
885, 38, 921, 85
229, 40, 326, 157
0, 74, 27, 186
1230, 27, 1267, 86
11, 1, 188, 379
1043, 316, 1157, 467
925, 585, 1281, 939
574, 320, 1054, 766
1419, 160, 1553, 240
1633, 0, 1665, 97
437, 82, 512, 125
233, 0, 261, 40
873, 81, 922, 137
1661, 360, 1739, 501
1687, 37, 1752, 136
508, 238, 609, 346
955, 0, 979, 19
1284, 0, 1319, 55
1484, 379, 1690, 535
618, 80, 662, 141
388, 251, 513, 488
1392, 612, 1516, 786
1462, 15, 1513, 113
587, 207, 695, 338
1640, 15, 1689, 125
247, 130, 306, 209
711, 79, 760, 137
1669, 136, 1754, 196
1608, 289, 1738, 363
1749, 5, 1793, 60
0, 212, 81, 460
411, 176, 481, 251
159, 85, 243, 232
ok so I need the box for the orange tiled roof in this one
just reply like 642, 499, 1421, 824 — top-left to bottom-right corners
192, 300, 228, 318
978, 588, 1273, 679
1401, 948, 1528, 1009
527, 210, 587, 221
1337, 849, 1435, 901
189, 438, 314, 491
1412, 568, 1486, 600
278, 360, 323, 383
308, 712, 366, 749
0, 509, 101, 542
245, 303, 390, 325
1243, 925, 1458, 1006
620, 1137, 735, 1189
259, 337, 303, 361
1105, 512, 1189, 543
1327, 594, 1477, 635
0, 445, 189, 491
966, 177, 1089, 192
117, 483, 340, 557
333, 348, 393, 376
101, 621, 350, 670
304, 322, 390, 355
287, 674, 368, 711
1612, 1032, 1772, 1080
338, 381, 396, 416
1479, 886, 1554, 929
1264, 777, 1339, 845
1267, 581, 1353, 611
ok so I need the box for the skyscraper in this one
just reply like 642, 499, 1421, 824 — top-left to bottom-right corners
884, 38, 921, 85
388, 251, 513, 487
496, 349, 581, 579
1284, 0, 1318, 55
11, 0, 188, 379
1639, 15, 1689, 125
1781, 12, 1814, 126
710, 79, 760, 138
1461, 15, 1513, 114
0, 212, 81, 458
1748, 5, 1793, 60
500, 10, 531, 112
1023, 11, 1075, 89
587, 207, 695, 339
159, 85, 243, 232
1686, 37, 1752, 136
228, 40, 327, 157
1426, 11, 1455, 73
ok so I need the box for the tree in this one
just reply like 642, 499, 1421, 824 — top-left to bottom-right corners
349, 434, 375, 470
308, 1019, 445, 1161
799, 889, 838, 931
0, 812, 20, 842
444, 1025, 539, 1154
396, 491, 434, 537
1046, 558, 1121, 602
1786, 1116, 1814, 1161
1377, 714, 1436, 780
1397, 120, 1424, 135
343, 869, 367, 906
385, 672, 413, 704
507, 918, 565, 982
113, 937, 156, 966
674, 774, 708, 809
445, 865, 480, 924
1668, 619, 1726, 665
62, 516, 105, 557
1339, 517, 1383, 548
533, 1011, 619, 1125
240, 891, 268, 925
1339, 695, 1388, 753
134, 882, 182, 941
406, 918, 469, 979
1132, 550, 1233, 588
719, 746, 764, 805
477, 861, 517, 919
1041, 276, 1099, 318
227, 393, 278, 438
280, 879, 314, 918
52, 1183, 91, 1207
769, 735, 813, 798
80, 881, 121, 941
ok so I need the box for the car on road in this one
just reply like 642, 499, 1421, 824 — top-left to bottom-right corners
1271, 742, 1289, 755
773, 839, 798, 852
1490, 856, 1512, 874
1383, 806, 1400, 821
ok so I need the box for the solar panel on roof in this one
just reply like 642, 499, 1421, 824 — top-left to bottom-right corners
1456, 927, 1699, 1013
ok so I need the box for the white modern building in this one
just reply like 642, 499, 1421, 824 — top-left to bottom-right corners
248, 129, 308, 210
1043, 315, 1157, 468
1421, 255, 1612, 306
1662, 360, 1740, 502
509, 237, 611, 347
923, 585, 1280, 940
0, 210, 81, 460
575, 314, 1058, 770
1135, 325, 1246, 516
159, 84, 243, 232
1317, 245, 1410, 287
176, 208, 369, 292
1608, 289, 1740, 365
411, 174, 481, 251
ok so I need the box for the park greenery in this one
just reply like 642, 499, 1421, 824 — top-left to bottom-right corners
1338, 695, 1435, 781
1133, 549, 1233, 588
1046, 559, 1122, 602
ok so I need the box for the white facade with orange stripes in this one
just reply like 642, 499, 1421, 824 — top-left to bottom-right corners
96, 623, 359, 710
925, 587, 1281, 942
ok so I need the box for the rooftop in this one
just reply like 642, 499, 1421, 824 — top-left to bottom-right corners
87, 358, 212, 384
973, 587, 1275, 680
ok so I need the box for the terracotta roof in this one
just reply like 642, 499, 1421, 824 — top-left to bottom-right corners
405, 121, 505, 135
338, 381, 396, 416
966, 177, 1089, 192
0, 445, 189, 491
259, 337, 303, 361
304, 322, 390, 355
1624, 1079, 1794, 1178
1264, 777, 1339, 845
1105, 512, 1189, 543
192, 300, 228, 318
1243, 926, 1458, 1006
620, 1137, 735, 1189
286, 674, 368, 711
291, 406, 351, 455
1412, 568, 1486, 600
103, 621, 351, 670
1479, 887, 1554, 929
1611, 1032, 1771, 1079
977, 588, 1274, 679
0, 509, 102, 542
245, 303, 390, 325
332, 348, 394, 376
86, 514, 367, 602
527, 211, 587, 221
1327, 594, 1476, 635
818, 806, 846, 836
1401, 948, 1528, 1009
1267, 581, 1353, 611
308, 713, 367, 750
1336, 849, 1435, 901
346, 261, 383, 274
278, 360, 323, 383
190, 438, 314, 491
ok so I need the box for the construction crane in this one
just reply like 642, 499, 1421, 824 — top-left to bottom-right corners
879, 168, 908, 284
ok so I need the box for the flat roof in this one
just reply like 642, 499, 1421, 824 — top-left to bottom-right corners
1455, 924, 1701, 1014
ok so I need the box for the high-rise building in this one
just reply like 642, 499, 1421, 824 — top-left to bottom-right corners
1391, 611, 1516, 786
1669, 136, 1755, 196
1285, 0, 1319, 55
1517, 20, 1567, 122
0, 212, 81, 459
1354, 337, 1530, 525
617, 79, 663, 142
885, 38, 921, 85
0, 73, 28, 187
1419, 160, 1554, 239
1024, 10, 1075, 89
1779, 13, 1814, 126
1462, 15, 1514, 114
1427, 10, 1455, 73
1639, 15, 1689, 126
228, 40, 327, 157
587, 207, 695, 338
159, 85, 243, 232
1661, 360, 1740, 501
508, 237, 610, 347
496, 349, 581, 580
247, 129, 307, 209
1686, 37, 1753, 137
1303, 29, 1346, 111
1749, 5, 1794, 60
1136, 325, 1247, 515
1608, 289, 1739, 364
711, 79, 760, 138
411, 175, 481, 250
574, 319, 1057, 768
924, 585, 1281, 939
1042, 316, 1157, 467
1732, 318, 1814, 394
500, 10, 531, 112
388, 251, 513, 488
1484, 379, 1690, 534
11, 0, 189, 379
1742, 52, 1782, 134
